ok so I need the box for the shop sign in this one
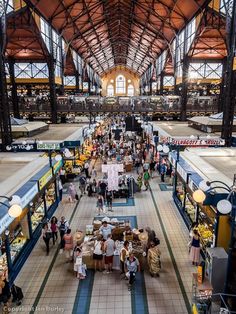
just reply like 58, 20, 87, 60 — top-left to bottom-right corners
6, 144, 35, 152
20, 183, 38, 208
64, 141, 80, 148
39, 169, 53, 190
37, 143, 61, 150
177, 164, 188, 182
53, 160, 63, 174
170, 138, 225, 146
0, 214, 14, 235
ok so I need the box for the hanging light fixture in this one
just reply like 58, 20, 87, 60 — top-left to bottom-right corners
0, 195, 23, 218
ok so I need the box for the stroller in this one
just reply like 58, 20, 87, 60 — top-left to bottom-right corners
11, 284, 24, 306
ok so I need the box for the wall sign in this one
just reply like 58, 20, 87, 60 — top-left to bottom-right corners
53, 160, 63, 174
177, 163, 188, 182
0, 214, 14, 235
39, 169, 53, 190
20, 183, 38, 208
37, 143, 61, 150
170, 139, 225, 146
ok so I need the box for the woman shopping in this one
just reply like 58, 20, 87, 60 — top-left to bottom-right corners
147, 241, 161, 277
42, 223, 52, 256
189, 229, 201, 266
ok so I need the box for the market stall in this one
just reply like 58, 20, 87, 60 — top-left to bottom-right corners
78, 216, 147, 271
169, 152, 216, 254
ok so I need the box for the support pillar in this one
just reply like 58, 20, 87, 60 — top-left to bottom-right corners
149, 80, 152, 96
8, 59, 20, 118
0, 16, 12, 150
218, 57, 227, 113
88, 79, 91, 95
75, 70, 80, 93
48, 56, 57, 124
160, 72, 164, 95
180, 56, 189, 121
59, 37, 64, 95
221, 0, 236, 147
48, 25, 57, 124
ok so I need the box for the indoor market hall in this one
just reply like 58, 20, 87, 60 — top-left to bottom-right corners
0, 0, 236, 314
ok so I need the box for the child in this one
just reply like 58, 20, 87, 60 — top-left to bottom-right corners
74, 246, 87, 279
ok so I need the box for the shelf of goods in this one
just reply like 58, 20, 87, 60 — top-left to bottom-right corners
31, 202, 45, 231
197, 223, 214, 251
81, 218, 146, 270
46, 184, 56, 209
185, 194, 196, 222
192, 273, 212, 314
10, 226, 27, 263
0, 254, 8, 284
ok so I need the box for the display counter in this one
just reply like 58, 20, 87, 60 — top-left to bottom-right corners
31, 197, 45, 231
45, 182, 56, 209
79, 217, 146, 270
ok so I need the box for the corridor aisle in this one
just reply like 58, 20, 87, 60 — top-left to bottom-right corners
6, 165, 193, 314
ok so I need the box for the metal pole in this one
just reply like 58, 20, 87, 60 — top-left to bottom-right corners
224, 191, 236, 294
8, 58, 20, 118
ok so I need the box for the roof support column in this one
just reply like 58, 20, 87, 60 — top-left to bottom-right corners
149, 79, 152, 96
221, 0, 236, 147
59, 37, 64, 95
75, 70, 80, 93
0, 16, 12, 151
8, 58, 20, 119
48, 25, 57, 124
218, 57, 227, 113
180, 56, 189, 121
160, 72, 164, 95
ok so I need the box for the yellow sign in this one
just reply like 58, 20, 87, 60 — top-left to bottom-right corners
233, 57, 236, 71
53, 160, 62, 174
39, 169, 53, 190
197, 265, 203, 284
192, 303, 198, 314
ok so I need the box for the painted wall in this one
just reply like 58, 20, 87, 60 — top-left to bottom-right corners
101, 67, 140, 97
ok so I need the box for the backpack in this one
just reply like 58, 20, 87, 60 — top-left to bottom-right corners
59, 221, 67, 232
144, 172, 150, 181
79, 176, 86, 185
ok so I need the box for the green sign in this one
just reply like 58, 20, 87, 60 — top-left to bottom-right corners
37, 143, 61, 150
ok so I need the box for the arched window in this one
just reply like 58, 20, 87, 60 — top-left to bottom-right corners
107, 84, 114, 96
116, 75, 126, 94
127, 84, 134, 96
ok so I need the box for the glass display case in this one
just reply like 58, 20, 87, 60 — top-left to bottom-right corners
45, 182, 56, 210
185, 193, 197, 223
9, 225, 27, 263
175, 177, 185, 206
197, 206, 215, 250
31, 199, 45, 231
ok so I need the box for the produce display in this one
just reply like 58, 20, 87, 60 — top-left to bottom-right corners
197, 224, 213, 248
31, 202, 45, 231
45, 184, 56, 209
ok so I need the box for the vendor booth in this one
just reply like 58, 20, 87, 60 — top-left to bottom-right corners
169, 151, 231, 255
78, 216, 147, 271
0, 159, 62, 284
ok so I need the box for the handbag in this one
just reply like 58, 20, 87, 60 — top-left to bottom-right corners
75, 194, 79, 200
45, 232, 52, 240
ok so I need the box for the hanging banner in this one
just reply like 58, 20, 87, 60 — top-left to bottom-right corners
21, 183, 38, 208
39, 169, 53, 190
102, 164, 124, 191
53, 160, 63, 174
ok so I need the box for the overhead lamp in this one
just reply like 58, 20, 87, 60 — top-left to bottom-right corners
192, 189, 206, 203
163, 145, 170, 154
0, 195, 23, 218
217, 199, 232, 215
190, 135, 195, 139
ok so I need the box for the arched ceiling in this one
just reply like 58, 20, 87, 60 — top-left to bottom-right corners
24, 0, 210, 76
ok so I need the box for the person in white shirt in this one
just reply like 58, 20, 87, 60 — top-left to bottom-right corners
99, 221, 115, 240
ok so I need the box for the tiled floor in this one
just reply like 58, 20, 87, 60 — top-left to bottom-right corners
4, 162, 196, 314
